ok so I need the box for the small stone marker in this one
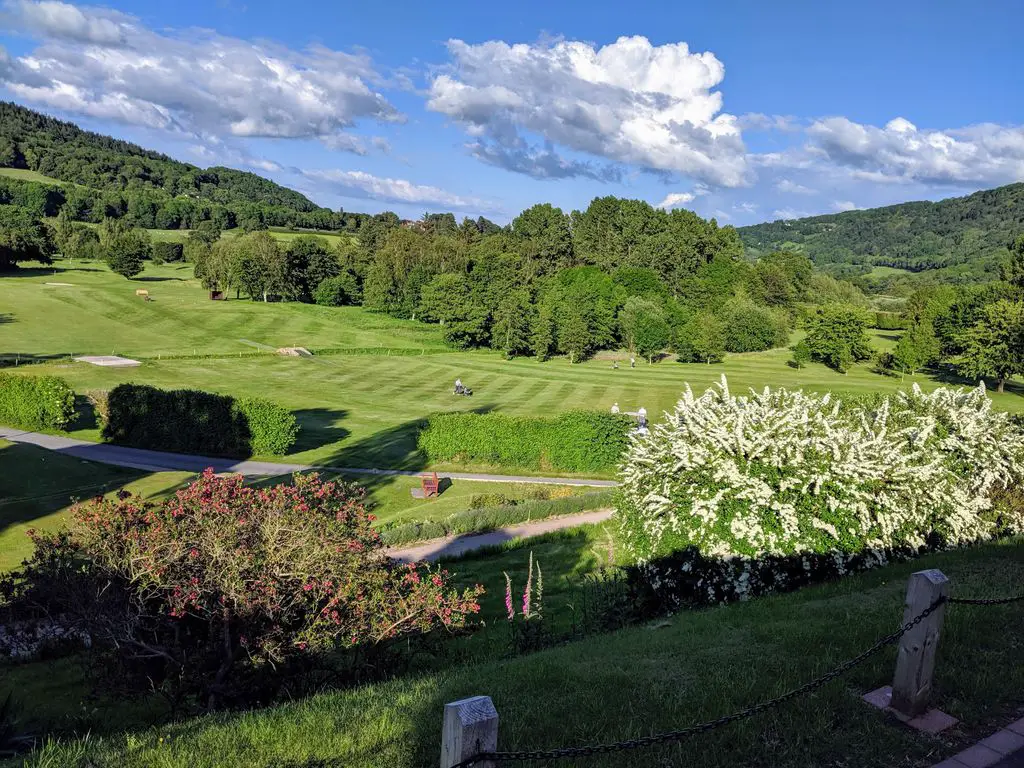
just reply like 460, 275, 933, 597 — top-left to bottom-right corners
441, 695, 498, 768
862, 568, 957, 733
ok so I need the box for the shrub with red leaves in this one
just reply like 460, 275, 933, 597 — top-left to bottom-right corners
1, 470, 482, 710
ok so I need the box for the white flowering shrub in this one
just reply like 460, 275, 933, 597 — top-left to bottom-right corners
618, 377, 1024, 568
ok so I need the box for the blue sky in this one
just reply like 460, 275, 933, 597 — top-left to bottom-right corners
1, 0, 1021, 224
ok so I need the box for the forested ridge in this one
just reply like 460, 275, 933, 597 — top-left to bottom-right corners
0, 102, 362, 231
739, 183, 1024, 285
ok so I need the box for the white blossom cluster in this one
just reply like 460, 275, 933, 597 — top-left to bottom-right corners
618, 377, 1024, 563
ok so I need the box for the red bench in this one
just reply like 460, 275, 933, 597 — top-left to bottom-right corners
420, 472, 440, 498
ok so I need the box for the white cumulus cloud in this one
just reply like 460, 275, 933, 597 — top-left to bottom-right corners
301, 169, 489, 211
832, 200, 858, 212
774, 178, 816, 195
0, 0, 399, 143
772, 208, 812, 221
658, 192, 695, 209
426, 35, 748, 187
808, 116, 1024, 185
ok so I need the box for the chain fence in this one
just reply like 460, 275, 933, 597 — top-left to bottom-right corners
452, 587, 1023, 767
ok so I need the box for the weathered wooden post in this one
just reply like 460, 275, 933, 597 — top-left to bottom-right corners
890, 569, 949, 717
441, 695, 498, 768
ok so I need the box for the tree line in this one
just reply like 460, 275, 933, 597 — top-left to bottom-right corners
186, 196, 833, 363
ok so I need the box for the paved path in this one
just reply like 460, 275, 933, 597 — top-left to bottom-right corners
386, 509, 615, 562
0, 427, 618, 487
933, 716, 1024, 768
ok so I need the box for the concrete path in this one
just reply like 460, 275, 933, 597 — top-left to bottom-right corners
0, 427, 619, 487
386, 508, 615, 562
933, 717, 1024, 768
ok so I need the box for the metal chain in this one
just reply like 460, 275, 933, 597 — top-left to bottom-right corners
948, 593, 1024, 605
452, 597, 947, 767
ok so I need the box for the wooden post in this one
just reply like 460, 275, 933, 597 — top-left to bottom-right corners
441, 696, 498, 768
891, 569, 949, 717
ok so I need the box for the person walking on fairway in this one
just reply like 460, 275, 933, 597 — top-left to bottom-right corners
611, 402, 620, 414
454, 377, 463, 394
637, 406, 647, 429
630, 357, 636, 369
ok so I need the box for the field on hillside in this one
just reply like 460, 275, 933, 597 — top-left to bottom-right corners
0, 167, 67, 185
2, 260, 1022, 474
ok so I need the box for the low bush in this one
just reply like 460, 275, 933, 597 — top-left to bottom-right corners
102, 384, 298, 456
618, 377, 1024, 568
0, 471, 482, 711
418, 411, 632, 473
0, 373, 75, 430
151, 241, 184, 264
379, 490, 614, 547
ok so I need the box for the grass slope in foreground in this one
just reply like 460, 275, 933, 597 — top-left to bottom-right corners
23, 536, 1024, 768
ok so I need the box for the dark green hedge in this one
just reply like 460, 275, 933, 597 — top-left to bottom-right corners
0, 373, 75, 430
417, 411, 632, 473
102, 384, 297, 457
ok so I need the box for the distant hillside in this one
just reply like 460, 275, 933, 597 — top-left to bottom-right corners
739, 183, 1024, 286
0, 102, 374, 231
0, 102, 320, 211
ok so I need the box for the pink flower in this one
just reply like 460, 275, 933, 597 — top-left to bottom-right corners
503, 572, 514, 621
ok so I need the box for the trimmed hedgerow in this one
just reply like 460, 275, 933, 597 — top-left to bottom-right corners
0, 373, 75, 430
417, 411, 632, 473
103, 384, 297, 457
235, 396, 299, 456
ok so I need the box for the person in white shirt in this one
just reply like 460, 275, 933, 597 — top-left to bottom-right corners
637, 406, 648, 428
611, 402, 620, 414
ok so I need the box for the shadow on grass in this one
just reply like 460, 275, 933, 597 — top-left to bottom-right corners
0, 313, 11, 325
133, 276, 184, 283
0, 352, 74, 367
927, 365, 1024, 396
289, 408, 351, 456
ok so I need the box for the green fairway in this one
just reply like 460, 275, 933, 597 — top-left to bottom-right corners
2, 261, 1022, 475
17, 535, 1024, 768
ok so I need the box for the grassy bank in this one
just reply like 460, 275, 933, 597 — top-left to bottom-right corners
17, 537, 1024, 768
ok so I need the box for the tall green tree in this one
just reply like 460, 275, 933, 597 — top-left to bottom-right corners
891, 319, 940, 378
234, 231, 286, 302
0, 207, 54, 269
803, 305, 874, 373
511, 203, 574, 276
618, 297, 670, 363
676, 313, 726, 364
956, 300, 1024, 393
558, 305, 592, 364
492, 289, 534, 359
531, 302, 556, 361
104, 227, 150, 279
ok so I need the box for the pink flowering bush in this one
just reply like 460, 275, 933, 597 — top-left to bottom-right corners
1, 470, 482, 709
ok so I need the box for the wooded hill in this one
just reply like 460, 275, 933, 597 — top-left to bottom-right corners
739, 183, 1024, 286
0, 101, 362, 231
